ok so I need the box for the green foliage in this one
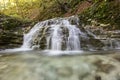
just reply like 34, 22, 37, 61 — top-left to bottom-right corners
0, 0, 83, 21
36, 0, 84, 20
0, 0, 39, 20
0, 0, 120, 30
80, 0, 120, 29
0, 13, 32, 31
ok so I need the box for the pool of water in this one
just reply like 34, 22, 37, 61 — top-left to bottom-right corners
0, 50, 120, 80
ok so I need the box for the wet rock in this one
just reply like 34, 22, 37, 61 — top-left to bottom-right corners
56, 67, 73, 77
93, 60, 115, 73
95, 75, 101, 80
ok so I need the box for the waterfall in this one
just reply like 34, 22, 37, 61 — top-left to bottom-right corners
1, 15, 120, 54
20, 16, 104, 51
21, 16, 89, 50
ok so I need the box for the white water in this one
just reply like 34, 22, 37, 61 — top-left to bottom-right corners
21, 22, 44, 49
1, 15, 120, 54
20, 16, 120, 52
20, 16, 87, 51
1, 16, 120, 55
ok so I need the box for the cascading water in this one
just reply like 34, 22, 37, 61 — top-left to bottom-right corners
18, 15, 120, 52
21, 16, 90, 51
0, 15, 120, 55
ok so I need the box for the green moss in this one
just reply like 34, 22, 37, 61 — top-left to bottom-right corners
37, 0, 84, 21
79, 0, 120, 29
0, 14, 34, 49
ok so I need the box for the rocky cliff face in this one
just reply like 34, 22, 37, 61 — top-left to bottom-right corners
0, 14, 35, 50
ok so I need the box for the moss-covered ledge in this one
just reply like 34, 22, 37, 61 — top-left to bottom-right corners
0, 14, 35, 50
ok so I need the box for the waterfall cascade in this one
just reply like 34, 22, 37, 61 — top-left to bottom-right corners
20, 16, 120, 51
21, 16, 103, 51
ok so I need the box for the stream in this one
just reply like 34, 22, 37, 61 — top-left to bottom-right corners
0, 50, 120, 80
